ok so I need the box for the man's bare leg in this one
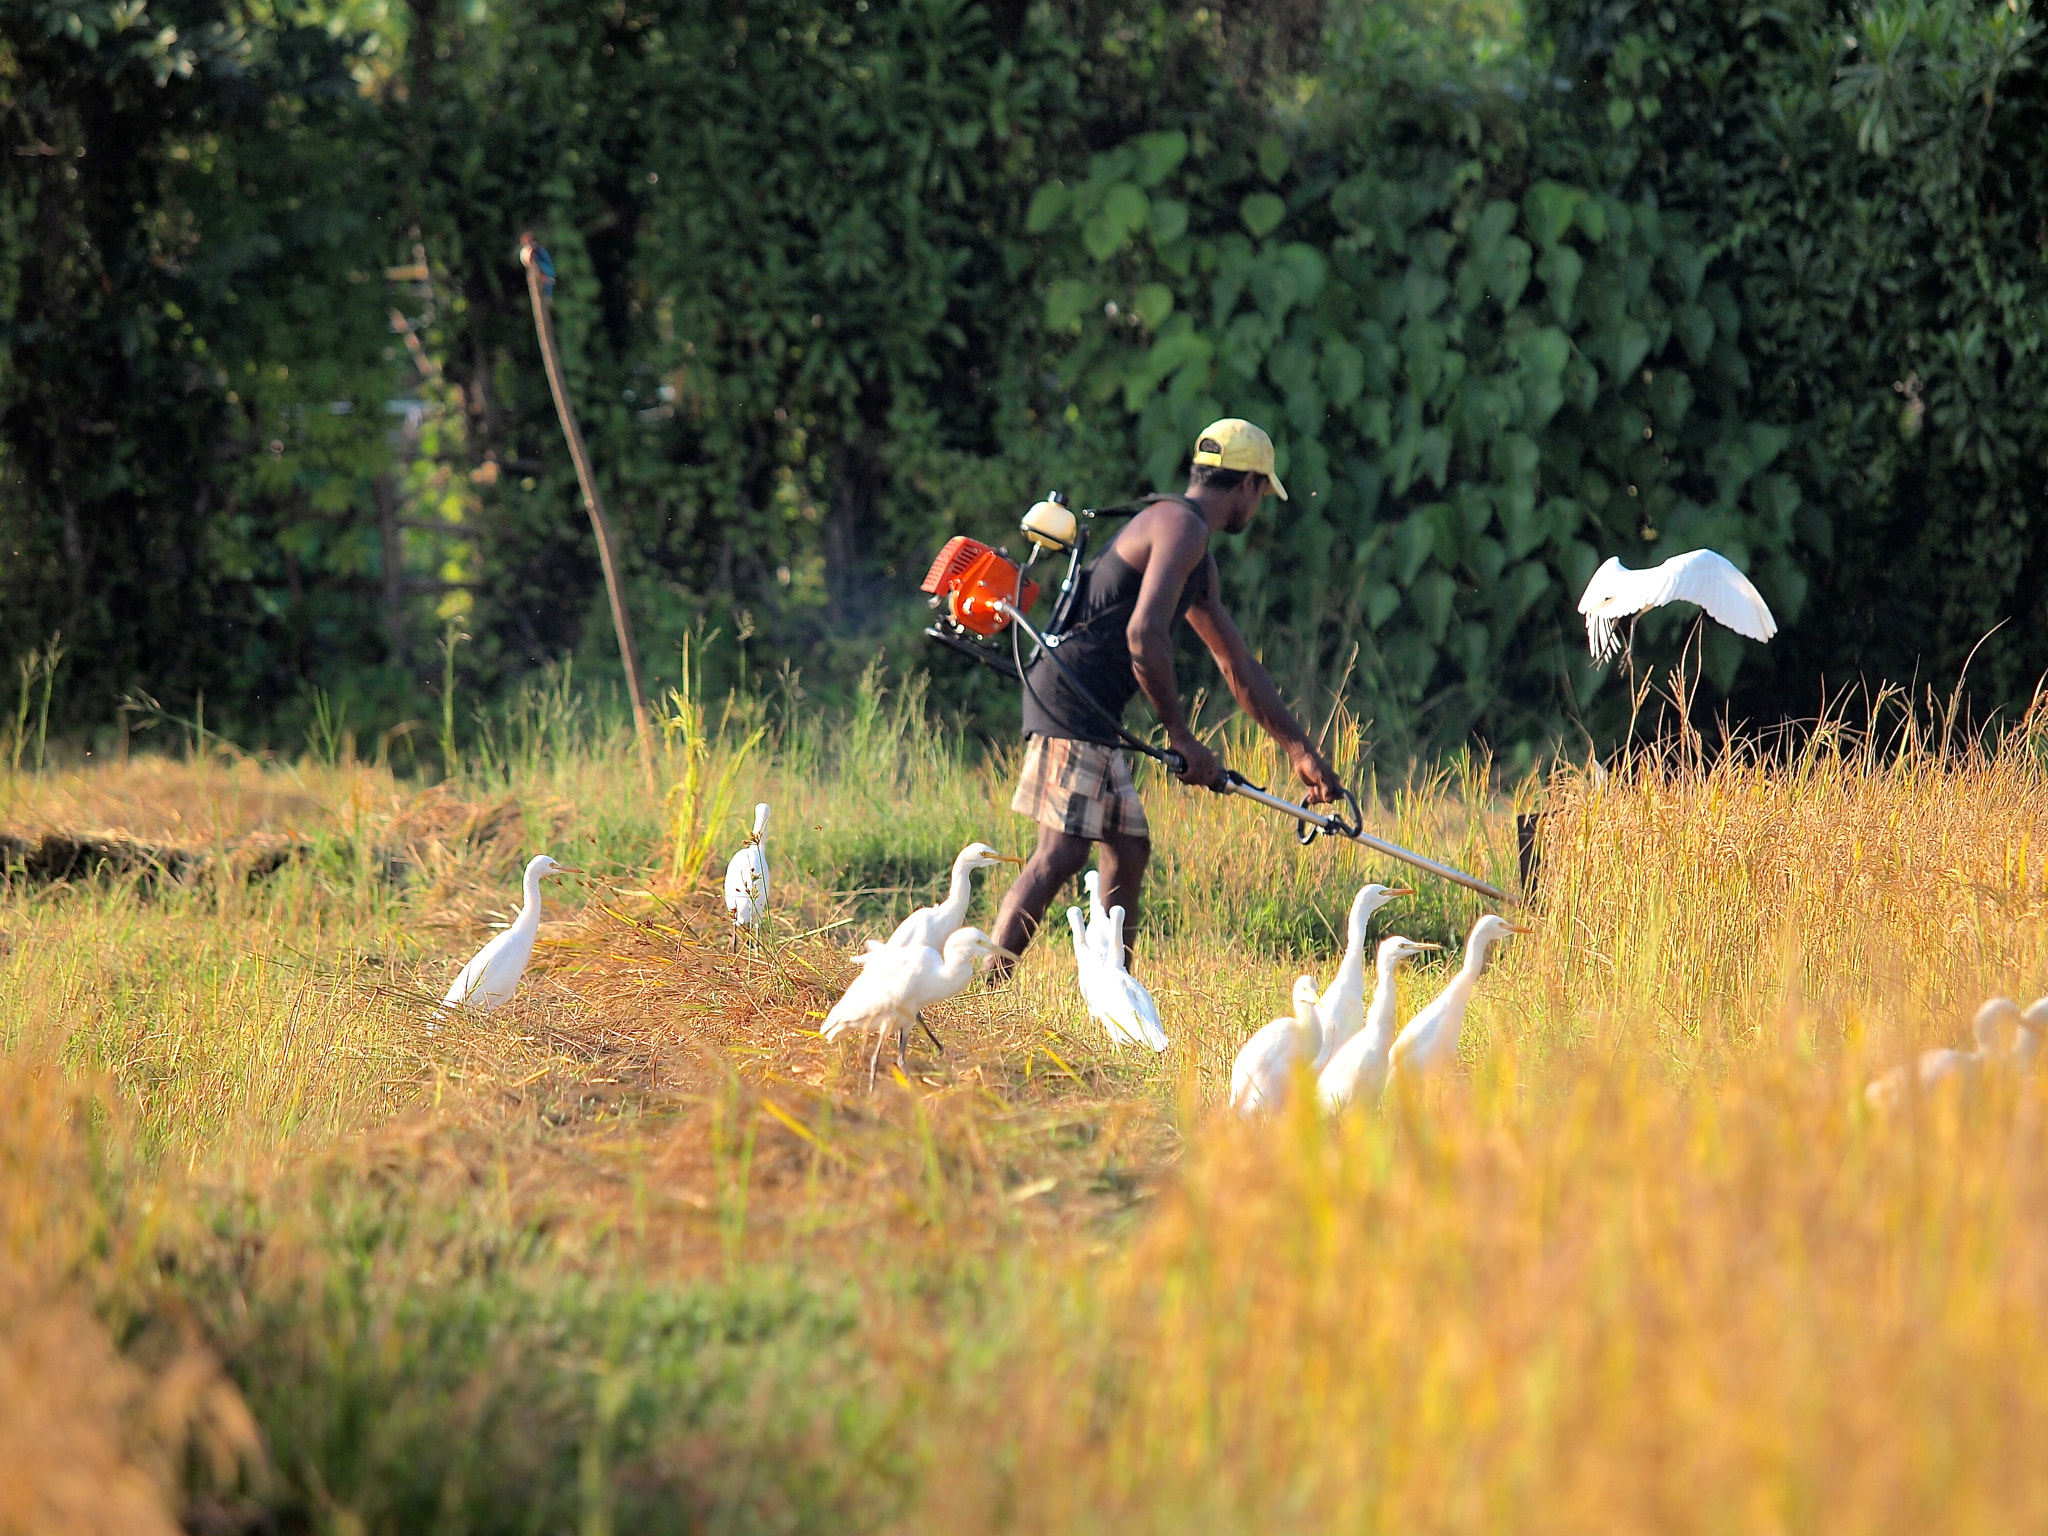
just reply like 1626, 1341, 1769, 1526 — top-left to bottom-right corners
990, 823, 1092, 981
1097, 830, 1150, 972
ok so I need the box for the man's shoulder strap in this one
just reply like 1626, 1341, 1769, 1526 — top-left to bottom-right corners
1134, 491, 1208, 528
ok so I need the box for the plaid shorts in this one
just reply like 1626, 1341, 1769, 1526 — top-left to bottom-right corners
1010, 735, 1150, 842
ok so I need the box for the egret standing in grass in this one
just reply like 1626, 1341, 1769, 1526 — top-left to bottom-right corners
874, 842, 1021, 954
1384, 914, 1527, 1094
438, 854, 574, 1022
1310, 883, 1413, 1072
724, 803, 770, 937
1069, 904, 1168, 1052
1230, 975, 1323, 1118
822, 927, 1013, 1088
1864, 996, 2041, 1109
1577, 549, 1778, 663
1319, 935, 1439, 1112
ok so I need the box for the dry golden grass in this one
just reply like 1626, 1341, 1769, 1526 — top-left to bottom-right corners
9, 695, 2048, 1532
0, 1063, 265, 1536
910, 716, 2048, 1533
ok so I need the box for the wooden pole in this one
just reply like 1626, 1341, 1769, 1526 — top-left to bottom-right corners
519, 232, 657, 790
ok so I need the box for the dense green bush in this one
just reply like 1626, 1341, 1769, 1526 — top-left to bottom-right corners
6, 0, 2048, 761
1543, 0, 2048, 721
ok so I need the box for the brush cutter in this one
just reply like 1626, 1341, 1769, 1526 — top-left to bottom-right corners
918, 495, 1510, 903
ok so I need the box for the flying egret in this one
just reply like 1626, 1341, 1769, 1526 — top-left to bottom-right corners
1864, 997, 2040, 1109
438, 854, 575, 1022
873, 841, 1022, 954
1577, 549, 1777, 663
1230, 975, 1323, 1118
1086, 906, 1168, 1052
724, 803, 770, 935
1319, 935, 1441, 1113
1384, 914, 1527, 1092
822, 926, 1012, 1088
1310, 883, 1414, 1072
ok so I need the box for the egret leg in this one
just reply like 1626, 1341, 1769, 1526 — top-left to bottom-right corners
918, 1015, 945, 1056
867, 1025, 886, 1093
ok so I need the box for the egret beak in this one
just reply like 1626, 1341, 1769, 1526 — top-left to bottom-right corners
990, 854, 1024, 865
989, 945, 1020, 963
1387, 886, 1416, 897
1412, 942, 1442, 952
1506, 924, 1532, 935
548, 864, 586, 876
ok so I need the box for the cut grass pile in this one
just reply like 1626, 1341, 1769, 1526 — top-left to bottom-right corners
6, 672, 2048, 1533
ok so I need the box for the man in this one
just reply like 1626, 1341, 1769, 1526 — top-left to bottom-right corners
990, 418, 1345, 974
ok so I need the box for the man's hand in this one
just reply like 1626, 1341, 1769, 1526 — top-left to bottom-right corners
1290, 743, 1345, 805
1169, 732, 1225, 790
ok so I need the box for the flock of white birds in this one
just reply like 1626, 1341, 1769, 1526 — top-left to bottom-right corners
432, 543, 2035, 1112
438, 816, 2048, 1117
436, 809, 1537, 1106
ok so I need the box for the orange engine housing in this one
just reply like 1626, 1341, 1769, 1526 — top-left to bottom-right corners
920, 536, 1039, 637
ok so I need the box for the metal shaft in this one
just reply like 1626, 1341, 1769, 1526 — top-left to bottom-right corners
1218, 778, 1511, 903
994, 595, 1509, 903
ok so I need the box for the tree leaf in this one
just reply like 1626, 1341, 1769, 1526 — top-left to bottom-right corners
1523, 181, 1583, 250
1241, 193, 1286, 239
1104, 182, 1150, 235
1045, 279, 1093, 330
1026, 183, 1068, 234
1133, 130, 1189, 187
1133, 283, 1175, 329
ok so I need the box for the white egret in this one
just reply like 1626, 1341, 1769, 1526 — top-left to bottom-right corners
1067, 907, 1145, 1049
1083, 905, 1168, 1052
1864, 997, 2036, 1109
1230, 975, 1323, 1118
438, 854, 574, 1021
724, 803, 770, 933
874, 841, 1021, 954
1319, 936, 1441, 1112
1577, 549, 1777, 662
1067, 907, 1115, 1030
1384, 914, 1527, 1091
2018, 997, 2048, 1070
822, 926, 1012, 1088
1310, 883, 1414, 1072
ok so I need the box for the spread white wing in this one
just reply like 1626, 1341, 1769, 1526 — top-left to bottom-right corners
1577, 550, 1777, 662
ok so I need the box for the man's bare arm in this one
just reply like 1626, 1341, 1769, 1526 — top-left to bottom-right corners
1186, 579, 1345, 803
1124, 506, 1220, 784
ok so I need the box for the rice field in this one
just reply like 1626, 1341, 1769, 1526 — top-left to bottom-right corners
7, 672, 2048, 1534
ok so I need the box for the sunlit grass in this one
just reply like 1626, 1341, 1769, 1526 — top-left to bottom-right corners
7, 672, 2048, 1531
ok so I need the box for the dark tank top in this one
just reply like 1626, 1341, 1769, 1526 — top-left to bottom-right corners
1020, 496, 1212, 745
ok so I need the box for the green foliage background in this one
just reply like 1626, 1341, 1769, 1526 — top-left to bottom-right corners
4, 0, 2046, 761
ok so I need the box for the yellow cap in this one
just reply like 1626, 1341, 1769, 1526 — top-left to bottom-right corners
1191, 418, 1287, 501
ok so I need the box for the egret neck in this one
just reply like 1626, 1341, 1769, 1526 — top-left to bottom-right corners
1412, 925, 1513, 1064
1361, 936, 1426, 1060
1314, 885, 1412, 1069
931, 848, 994, 937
